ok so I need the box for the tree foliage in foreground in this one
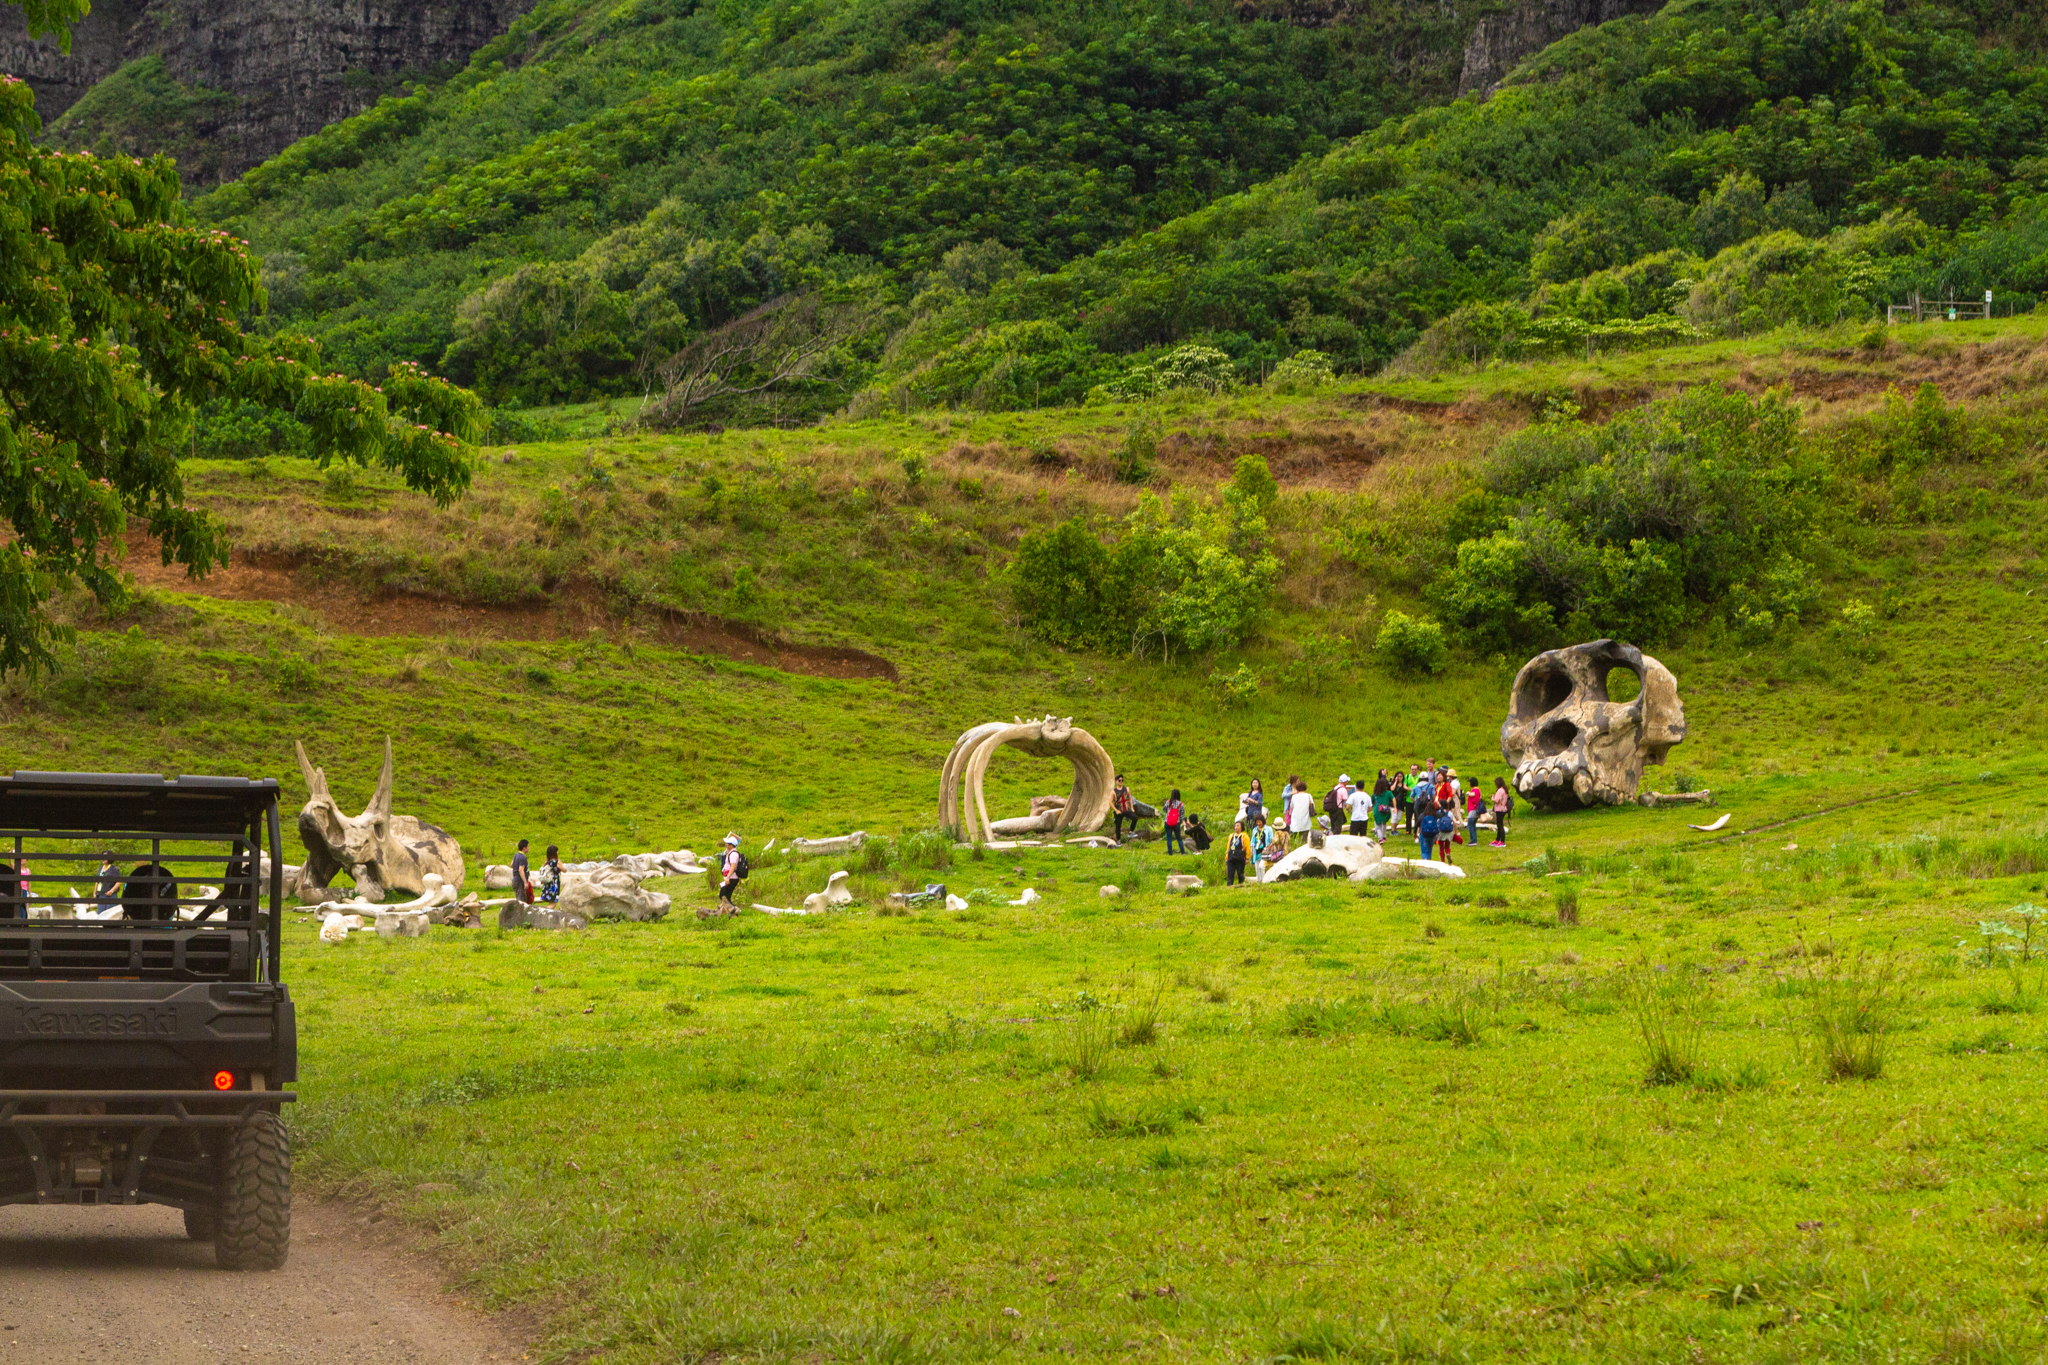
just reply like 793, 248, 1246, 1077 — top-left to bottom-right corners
0, 7, 481, 674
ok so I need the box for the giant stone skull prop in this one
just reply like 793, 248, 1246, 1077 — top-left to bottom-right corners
294, 737, 466, 902
1500, 640, 1685, 810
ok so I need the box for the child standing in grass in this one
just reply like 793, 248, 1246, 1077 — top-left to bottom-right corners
1162, 789, 1186, 854
1224, 820, 1251, 885
539, 844, 564, 904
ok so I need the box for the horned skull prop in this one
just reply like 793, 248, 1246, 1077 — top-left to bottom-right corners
1500, 640, 1686, 810
940, 716, 1116, 844
294, 737, 466, 901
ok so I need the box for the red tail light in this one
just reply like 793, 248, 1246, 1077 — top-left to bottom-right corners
213, 1070, 235, 1091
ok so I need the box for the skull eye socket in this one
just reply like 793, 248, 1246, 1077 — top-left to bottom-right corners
1602, 665, 1642, 704
1514, 667, 1574, 720
1535, 718, 1580, 757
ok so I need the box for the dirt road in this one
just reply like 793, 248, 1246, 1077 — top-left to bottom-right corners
0, 1199, 529, 1363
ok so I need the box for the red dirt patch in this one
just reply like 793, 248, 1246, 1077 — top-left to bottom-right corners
121, 533, 898, 682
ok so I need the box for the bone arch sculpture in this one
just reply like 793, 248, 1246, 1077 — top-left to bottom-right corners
941, 717, 1116, 844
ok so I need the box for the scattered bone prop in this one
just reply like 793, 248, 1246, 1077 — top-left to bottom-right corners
1639, 790, 1714, 807
1009, 888, 1042, 906
940, 716, 1115, 844
557, 866, 671, 922
788, 832, 868, 858
1362, 857, 1467, 880
1689, 813, 1733, 832
1166, 874, 1204, 893
1500, 640, 1686, 811
497, 903, 588, 931
294, 737, 466, 901
1260, 835, 1385, 883
802, 871, 855, 914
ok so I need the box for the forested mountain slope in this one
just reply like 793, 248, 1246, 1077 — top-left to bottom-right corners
180, 0, 1497, 400
878, 0, 2048, 409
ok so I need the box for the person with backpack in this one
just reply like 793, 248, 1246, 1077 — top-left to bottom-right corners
1372, 771, 1394, 841
1162, 789, 1186, 854
1224, 819, 1251, 885
1435, 801, 1457, 865
1414, 793, 1438, 862
1111, 775, 1138, 842
1464, 785, 1485, 848
1409, 777, 1432, 839
1491, 777, 1514, 847
717, 833, 747, 914
1323, 774, 1351, 833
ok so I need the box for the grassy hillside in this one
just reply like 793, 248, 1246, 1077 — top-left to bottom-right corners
3, 316, 2048, 1360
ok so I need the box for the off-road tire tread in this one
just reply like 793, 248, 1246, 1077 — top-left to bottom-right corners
214, 1113, 290, 1270
183, 1204, 218, 1241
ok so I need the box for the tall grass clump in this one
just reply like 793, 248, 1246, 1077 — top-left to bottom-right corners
1067, 1001, 1115, 1080
1118, 978, 1165, 1047
1796, 948, 1906, 1081
1618, 961, 1710, 1086
897, 827, 953, 872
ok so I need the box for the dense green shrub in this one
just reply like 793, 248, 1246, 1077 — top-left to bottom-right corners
1007, 456, 1279, 657
1429, 385, 1821, 649
1375, 611, 1446, 675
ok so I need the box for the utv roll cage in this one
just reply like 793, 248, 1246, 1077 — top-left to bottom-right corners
0, 771, 298, 1269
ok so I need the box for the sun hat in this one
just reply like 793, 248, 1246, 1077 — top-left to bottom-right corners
1339, 773, 1352, 784
722, 833, 740, 846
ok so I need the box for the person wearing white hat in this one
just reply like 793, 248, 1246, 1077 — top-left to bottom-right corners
717, 833, 745, 915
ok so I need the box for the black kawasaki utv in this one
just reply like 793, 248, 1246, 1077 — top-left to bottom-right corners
0, 771, 297, 1269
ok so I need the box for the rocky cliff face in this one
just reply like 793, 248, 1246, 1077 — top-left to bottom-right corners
1, 0, 535, 184
1457, 0, 1664, 97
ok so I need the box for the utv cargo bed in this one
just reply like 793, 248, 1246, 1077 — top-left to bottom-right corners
0, 771, 297, 1269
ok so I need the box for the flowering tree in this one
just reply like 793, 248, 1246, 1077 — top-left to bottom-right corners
0, 0, 480, 673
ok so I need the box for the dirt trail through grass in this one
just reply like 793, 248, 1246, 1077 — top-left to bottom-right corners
0, 1198, 530, 1362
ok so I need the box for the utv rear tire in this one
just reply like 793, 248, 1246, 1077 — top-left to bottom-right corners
214, 1113, 290, 1270
184, 1205, 218, 1241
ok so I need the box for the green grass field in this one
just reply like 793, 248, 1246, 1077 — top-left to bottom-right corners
4, 322, 2048, 1360
291, 777, 2048, 1364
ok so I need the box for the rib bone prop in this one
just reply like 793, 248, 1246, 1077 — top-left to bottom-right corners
939, 716, 1115, 845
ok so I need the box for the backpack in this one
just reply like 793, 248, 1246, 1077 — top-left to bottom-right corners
1324, 787, 1343, 818
733, 852, 751, 881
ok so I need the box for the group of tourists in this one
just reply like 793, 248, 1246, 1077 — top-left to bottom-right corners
1187, 763, 1514, 885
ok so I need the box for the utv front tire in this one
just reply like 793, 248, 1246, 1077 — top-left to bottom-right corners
214, 1113, 291, 1270
184, 1204, 218, 1241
